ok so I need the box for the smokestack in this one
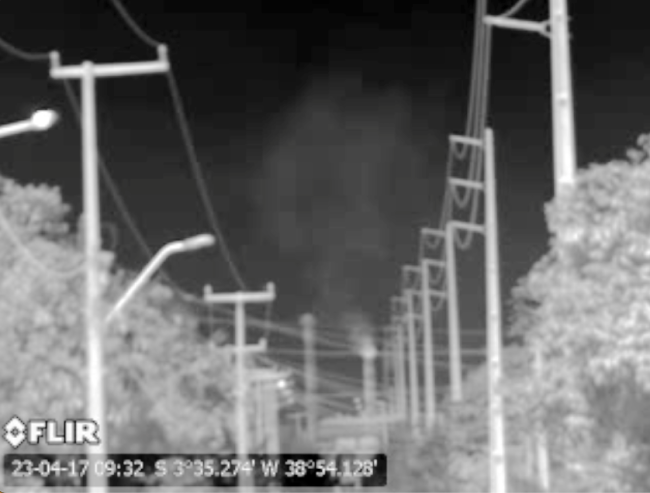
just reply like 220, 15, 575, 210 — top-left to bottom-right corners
299, 313, 317, 445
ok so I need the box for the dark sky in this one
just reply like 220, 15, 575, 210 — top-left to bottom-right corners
1, 1, 649, 380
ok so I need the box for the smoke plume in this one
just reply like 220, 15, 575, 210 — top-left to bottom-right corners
340, 309, 376, 355
256, 71, 438, 326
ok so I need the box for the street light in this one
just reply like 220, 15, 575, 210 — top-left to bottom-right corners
105, 233, 215, 323
359, 336, 378, 414
83, 234, 214, 489
0, 109, 59, 139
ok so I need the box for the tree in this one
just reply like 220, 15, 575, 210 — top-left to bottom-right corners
510, 133, 650, 491
386, 345, 536, 492
0, 175, 251, 484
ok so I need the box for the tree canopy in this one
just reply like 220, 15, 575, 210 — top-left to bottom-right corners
509, 133, 650, 491
389, 132, 650, 492
0, 175, 244, 465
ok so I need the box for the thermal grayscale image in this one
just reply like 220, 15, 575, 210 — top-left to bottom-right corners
0, 0, 649, 491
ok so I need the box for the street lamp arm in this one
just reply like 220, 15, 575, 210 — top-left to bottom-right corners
105, 241, 184, 324
0, 110, 60, 139
0, 121, 34, 139
180, 233, 215, 251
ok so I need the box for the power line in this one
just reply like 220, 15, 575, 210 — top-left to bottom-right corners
450, 0, 492, 252
419, 0, 492, 261
61, 80, 153, 261
256, 355, 361, 392
390, 0, 495, 417
0, 35, 49, 62
104, 0, 248, 291
271, 340, 487, 358
250, 319, 352, 349
164, 69, 247, 290
261, 354, 362, 386
0, 207, 84, 278
59, 78, 226, 308
0, 14, 248, 297
0, 38, 85, 280
0, 31, 232, 311
210, 312, 354, 350
105, 0, 161, 48
495, 0, 535, 18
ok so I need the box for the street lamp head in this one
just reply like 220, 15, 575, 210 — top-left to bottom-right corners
30, 109, 59, 131
180, 234, 215, 251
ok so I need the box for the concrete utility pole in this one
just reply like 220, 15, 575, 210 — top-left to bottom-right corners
485, 2, 577, 489
444, 223, 462, 404
484, 128, 508, 493
50, 47, 169, 493
381, 325, 391, 413
204, 283, 276, 491
395, 321, 408, 421
360, 337, 378, 414
264, 379, 282, 456
404, 289, 420, 434
300, 314, 317, 444
444, 219, 484, 403
248, 369, 288, 457
549, 0, 577, 194
448, 131, 507, 493
255, 382, 264, 448
288, 412, 305, 438
390, 296, 408, 421
484, 1, 576, 195
264, 380, 280, 491
420, 258, 443, 431
534, 346, 550, 491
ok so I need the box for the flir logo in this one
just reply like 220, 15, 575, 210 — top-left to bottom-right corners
3, 417, 100, 449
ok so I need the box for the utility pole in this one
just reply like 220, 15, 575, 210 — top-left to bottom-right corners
300, 313, 317, 445
484, 1, 576, 194
388, 332, 398, 417
395, 322, 408, 421
484, 128, 507, 493
390, 296, 408, 421
525, 434, 535, 477
264, 380, 280, 491
485, 3, 577, 489
404, 289, 420, 434
534, 346, 550, 491
444, 223, 462, 404
420, 258, 442, 431
288, 412, 305, 438
448, 132, 506, 493
360, 337, 377, 414
381, 325, 391, 413
262, 376, 283, 456
444, 220, 484, 403
204, 283, 276, 491
249, 369, 287, 490
266, 375, 285, 492
49, 47, 169, 493
255, 382, 264, 449
549, 0, 577, 195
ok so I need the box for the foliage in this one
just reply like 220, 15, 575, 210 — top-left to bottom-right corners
509, 133, 650, 491
0, 175, 243, 469
385, 423, 456, 492
387, 345, 537, 492
392, 133, 650, 491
